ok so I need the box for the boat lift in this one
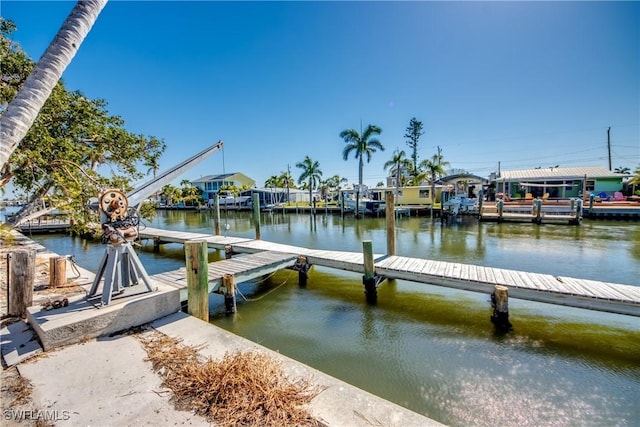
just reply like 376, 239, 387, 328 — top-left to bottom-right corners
87, 141, 223, 305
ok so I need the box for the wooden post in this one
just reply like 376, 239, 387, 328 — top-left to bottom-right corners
362, 240, 377, 303
533, 199, 542, 223
7, 250, 35, 318
497, 198, 504, 222
224, 244, 233, 259
385, 191, 395, 256
222, 274, 236, 314
153, 236, 160, 253
49, 255, 67, 288
213, 194, 221, 235
575, 199, 583, 220
490, 285, 512, 331
185, 240, 209, 321
295, 255, 310, 287
252, 193, 261, 240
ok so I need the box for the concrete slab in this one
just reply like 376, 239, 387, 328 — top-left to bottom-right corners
17, 334, 206, 426
152, 312, 442, 427
1, 320, 42, 367
26, 281, 180, 351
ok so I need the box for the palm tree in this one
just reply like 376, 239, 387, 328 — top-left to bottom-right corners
340, 124, 384, 187
419, 153, 450, 205
614, 166, 631, 174
295, 156, 322, 207
383, 149, 411, 198
0, 0, 108, 170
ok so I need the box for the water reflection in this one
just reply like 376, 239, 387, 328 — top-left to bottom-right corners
29, 210, 640, 426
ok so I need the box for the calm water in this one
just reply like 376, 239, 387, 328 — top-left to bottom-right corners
26, 210, 640, 426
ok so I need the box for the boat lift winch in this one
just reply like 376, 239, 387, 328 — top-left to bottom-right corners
86, 140, 224, 305
87, 189, 155, 305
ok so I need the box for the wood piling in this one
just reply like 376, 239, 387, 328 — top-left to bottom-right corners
362, 240, 377, 303
222, 274, 236, 314
185, 240, 209, 321
49, 255, 67, 288
294, 255, 310, 287
252, 193, 261, 240
490, 285, 512, 331
213, 194, 221, 235
7, 249, 35, 318
386, 192, 395, 256
224, 244, 233, 259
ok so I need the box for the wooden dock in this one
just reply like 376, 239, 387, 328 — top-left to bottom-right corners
138, 227, 640, 317
151, 251, 299, 295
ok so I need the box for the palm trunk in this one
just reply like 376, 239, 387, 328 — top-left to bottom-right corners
0, 0, 108, 171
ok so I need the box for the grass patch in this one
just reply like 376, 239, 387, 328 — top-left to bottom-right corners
138, 331, 323, 426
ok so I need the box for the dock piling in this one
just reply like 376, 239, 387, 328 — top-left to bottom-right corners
490, 285, 512, 331
213, 194, 221, 235
222, 274, 237, 314
252, 193, 261, 240
362, 240, 377, 304
294, 255, 310, 287
224, 244, 233, 259
7, 249, 35, 318
386, 192, 395, 256
49, 255, 67, 288
185, 240, 209, 321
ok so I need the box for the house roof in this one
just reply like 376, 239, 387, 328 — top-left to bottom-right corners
497, 166, 627, 181
191, 173, 255, 183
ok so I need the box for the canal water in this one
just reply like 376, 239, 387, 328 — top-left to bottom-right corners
25, 210, 640, 426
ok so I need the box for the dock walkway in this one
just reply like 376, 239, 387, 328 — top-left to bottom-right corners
138, 227, 640, 317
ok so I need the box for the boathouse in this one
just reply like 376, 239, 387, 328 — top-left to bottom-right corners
494, 165, 628, 200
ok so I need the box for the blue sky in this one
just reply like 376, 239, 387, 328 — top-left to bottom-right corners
3, 1, 639, 191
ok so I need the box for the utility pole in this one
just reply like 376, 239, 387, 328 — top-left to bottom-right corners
607, 127, 612, 171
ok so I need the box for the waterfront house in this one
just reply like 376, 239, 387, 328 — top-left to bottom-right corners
439, 173, 489, 198
371, 185, 446, 206
494, 166, 628, 200
191, 173, 256, 201
239, 188, 311, 207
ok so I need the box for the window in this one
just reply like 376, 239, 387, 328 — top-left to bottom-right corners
419, 189, 430, 198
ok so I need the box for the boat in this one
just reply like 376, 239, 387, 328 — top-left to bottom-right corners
341, 188, 386, 215
441, 188, 477, 216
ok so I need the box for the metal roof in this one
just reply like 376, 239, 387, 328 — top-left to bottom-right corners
497, 166, 627, 181
191, 173, 242, 182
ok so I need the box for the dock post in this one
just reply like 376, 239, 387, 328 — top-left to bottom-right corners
386, 192, 395, 256
478, 196, 484, 219
49, 255, 67, 288
224, 244, 233, 259
533, 199, 542, 223
575, 198, 583, 221
222, 274, 237, 314
362, 240, 377, 304
153, 236, 161, 253
252, 193, 261, 240
213, 194, 221, 235
7, 250, 35, 318
185, 240, 209, 322
295, 255, 310, 287
490, 285, 512, 331
497, 198, 504, 222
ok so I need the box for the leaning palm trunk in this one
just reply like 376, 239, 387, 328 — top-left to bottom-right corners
0, 0, 108, 171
